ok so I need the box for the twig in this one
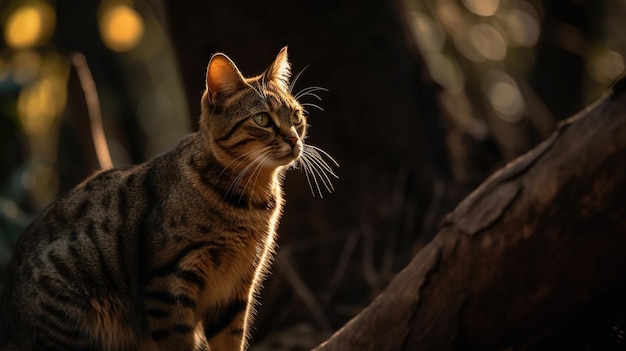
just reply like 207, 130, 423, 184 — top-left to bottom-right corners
323, 229, 359, 305
381, 167, 409, 277
70, 53, 113, 170
277, 249, 330, 331
360, 224, 380, 294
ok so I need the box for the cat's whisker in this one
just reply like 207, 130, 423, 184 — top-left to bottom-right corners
228, 144, 278, 202
295, 91, 327, 102
304, 147, 339, 176
299, 155, 323, 198
311, 160, 334, 194
230, 158, 260, 193
223, 148, 268, 200
299, 158, 317, 198
304, 149, 338, 178
248, 160, 266, 192
241, 153, 271, 199
305, 154, 335, 193
255, 157, 274, 191
252, 82, 266, 101
306, 144, 340, 167
260, 76, 269, 100
296, 144, 339, 198
288, 65, 310, 93
215, 148, 261, 184
237, 164, 256, 202
301, 103, 324, 112
294, 86, 328, 101
298, 92, 323, 101
304, 155, 335, 193
298, 91, 325, 101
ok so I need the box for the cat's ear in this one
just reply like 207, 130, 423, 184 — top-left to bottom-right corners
264, 46, 291, 91
206, 53, 246, 104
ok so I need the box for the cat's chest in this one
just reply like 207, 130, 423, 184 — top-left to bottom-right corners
191, 210, 277, 310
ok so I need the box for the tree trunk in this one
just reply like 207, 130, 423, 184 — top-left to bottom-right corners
314, 78, 626, 350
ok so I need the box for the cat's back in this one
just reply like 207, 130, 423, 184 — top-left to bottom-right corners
0, 161, 152, 348
11, 162, 146, 257
6, 133, 193, 258
0, 135, 197, 345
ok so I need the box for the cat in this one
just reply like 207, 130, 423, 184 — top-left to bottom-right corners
0, 47, 336, 351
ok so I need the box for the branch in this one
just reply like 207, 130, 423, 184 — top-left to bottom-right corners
314, 79, 626, 350
70, 53, 113, 170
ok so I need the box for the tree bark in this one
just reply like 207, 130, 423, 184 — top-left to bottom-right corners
313, 78, 626, 350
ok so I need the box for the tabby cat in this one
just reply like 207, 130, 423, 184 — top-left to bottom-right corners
0, 47, 336, 351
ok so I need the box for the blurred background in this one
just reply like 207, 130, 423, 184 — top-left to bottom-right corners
0, 0, 625, 349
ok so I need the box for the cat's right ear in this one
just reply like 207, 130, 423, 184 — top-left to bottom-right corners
206, 53, 246, 105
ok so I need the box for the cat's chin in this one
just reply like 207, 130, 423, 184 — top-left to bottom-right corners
271, 156, 297, 168
269, 151, 301, 168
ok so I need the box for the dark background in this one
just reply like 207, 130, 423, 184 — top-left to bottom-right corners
1, 0, 625, 349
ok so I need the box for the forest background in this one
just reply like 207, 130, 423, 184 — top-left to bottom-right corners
1, 0, 625, 349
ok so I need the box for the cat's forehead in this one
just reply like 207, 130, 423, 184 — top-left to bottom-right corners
213, 78, 303, 125
265, 90, 300, 113
250, 79, 302, 113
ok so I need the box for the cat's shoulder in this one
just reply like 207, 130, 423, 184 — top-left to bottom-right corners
79, 164, 141, 192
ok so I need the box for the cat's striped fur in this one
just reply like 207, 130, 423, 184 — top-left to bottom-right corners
0, 47, 332, 350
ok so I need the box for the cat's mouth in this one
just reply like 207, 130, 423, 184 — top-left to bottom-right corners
274, 148, 301, 165
269, 143, 302, 167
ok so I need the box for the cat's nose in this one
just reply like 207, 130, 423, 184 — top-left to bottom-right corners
284, 136, 298, 147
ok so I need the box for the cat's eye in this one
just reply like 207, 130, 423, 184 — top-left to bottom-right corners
253, 113, 271, 127
291, 113, 302, 125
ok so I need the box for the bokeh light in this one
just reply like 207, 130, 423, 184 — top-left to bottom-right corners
426, 53, 465, 93
436, 0, 464, 30
3, 2, 56, 50
99, 3, 145, 52
17, 75, 67, 137
410, 11, 445, 53
127, 14, 166, 61
21, 163, 59, 210
501, 8, 540, 48
11, 50, 42, 84
461, 0, 500, 17
469, 23, 507, 61
483, 70, 525, 123
588, 49, 625, 84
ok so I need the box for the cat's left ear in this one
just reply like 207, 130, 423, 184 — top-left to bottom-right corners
264, 46, 291, 91
206, 53, 246, 105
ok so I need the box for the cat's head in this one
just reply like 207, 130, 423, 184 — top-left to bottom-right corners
200, 47, 338, 197
200, 47, 306, 171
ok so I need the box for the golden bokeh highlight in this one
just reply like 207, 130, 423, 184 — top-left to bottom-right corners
461, 0, 500, 17
588, 50, 625, 84
17, 75, 67, 137
410, 11, 444, 53
436, 0, 463, 29
483, 71, 524, 124
11, 50, 42, 84
502, 9, 540, 48
21, 163, 60, 210
469, 23, 507, 61
99, 4, 145, 52
4, 2, 56, 50
426, 53, 464, 93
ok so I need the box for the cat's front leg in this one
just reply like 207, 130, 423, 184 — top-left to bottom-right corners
143, 321, 209, 351
204, 298, 249, 351
139, 334, 208, 351
141, 289, 209, 351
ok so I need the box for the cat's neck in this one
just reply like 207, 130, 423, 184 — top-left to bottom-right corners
185, 132, 283, 208
223, 166, 284, 210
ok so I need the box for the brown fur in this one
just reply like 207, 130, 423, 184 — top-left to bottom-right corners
0, 47, 327, 351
